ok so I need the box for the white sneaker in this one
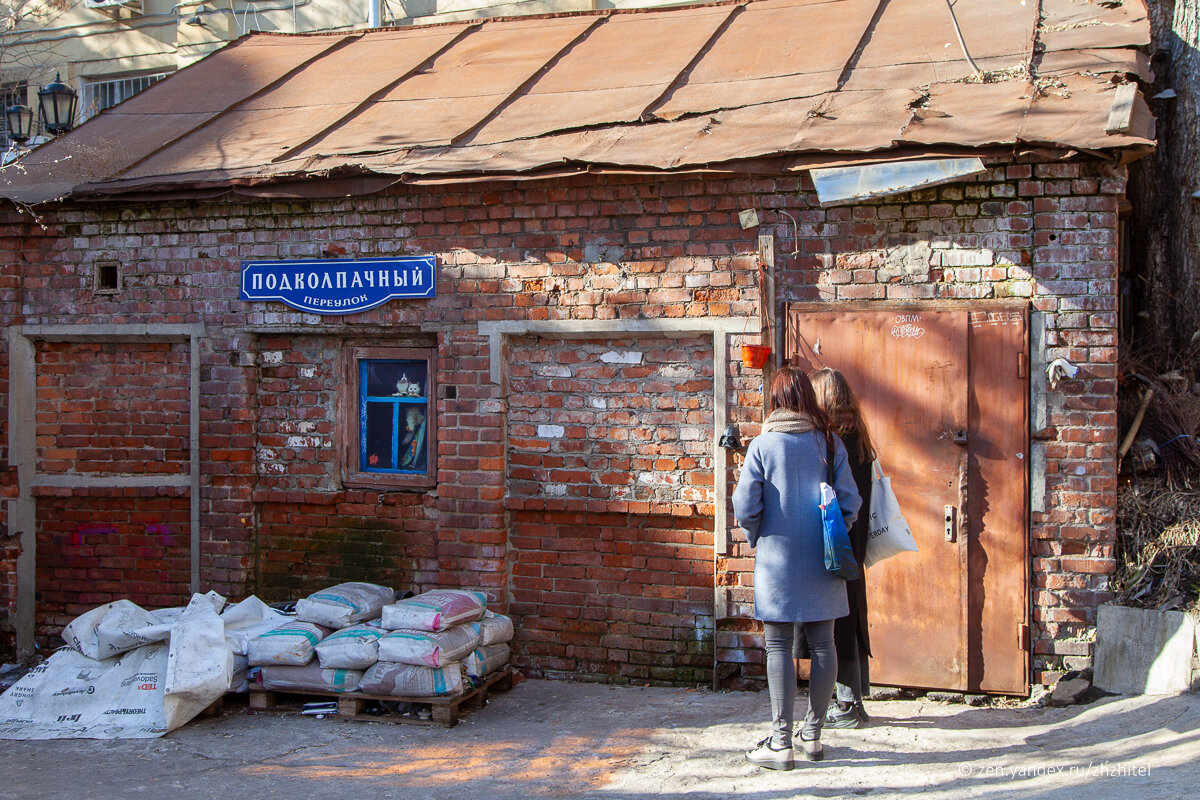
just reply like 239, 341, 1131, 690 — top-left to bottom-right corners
746, 737, 795, 770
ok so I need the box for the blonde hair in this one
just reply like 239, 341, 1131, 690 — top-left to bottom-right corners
809, 367, 875, 462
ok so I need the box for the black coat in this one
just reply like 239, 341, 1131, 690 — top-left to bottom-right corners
795, 429, 872, 661
835, 429, 872, 660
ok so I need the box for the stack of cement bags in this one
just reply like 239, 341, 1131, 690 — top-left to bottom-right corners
361, 589, 513, 698
247, 584, 515, 699
249, 582, 393, 694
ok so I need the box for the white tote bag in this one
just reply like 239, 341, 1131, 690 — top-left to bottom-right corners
865, 459, 918, 567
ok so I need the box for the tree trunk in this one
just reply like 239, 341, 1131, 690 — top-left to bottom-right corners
1127, 0, 1200, 362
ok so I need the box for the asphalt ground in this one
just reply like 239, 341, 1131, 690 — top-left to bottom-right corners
2, 679, 1197, 800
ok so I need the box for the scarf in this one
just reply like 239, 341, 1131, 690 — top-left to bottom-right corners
761, 408, 816, 434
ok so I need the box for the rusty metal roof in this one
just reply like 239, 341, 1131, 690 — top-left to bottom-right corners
1, 0, 1155, 204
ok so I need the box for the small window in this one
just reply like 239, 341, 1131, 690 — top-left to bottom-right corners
342, 346, 435, 488
94, 261, 120, 294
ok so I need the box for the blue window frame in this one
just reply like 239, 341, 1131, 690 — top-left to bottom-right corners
360, 359, 429, 474
343, 346, 435, 489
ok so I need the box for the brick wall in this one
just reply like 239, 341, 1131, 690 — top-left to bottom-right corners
34, 488, 191, 643
509, 510, 714, 684
507, 335, 715, 513
35, 341, 190, 475
0, 161, 1122, 687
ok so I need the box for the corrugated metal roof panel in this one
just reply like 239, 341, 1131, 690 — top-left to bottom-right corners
652, 0, 881, 117
469, 6, 733, 143
123, 27, 475, 179
0, 0, 1155, 204
293, 16, 598, 155
850, 0, 1036, 71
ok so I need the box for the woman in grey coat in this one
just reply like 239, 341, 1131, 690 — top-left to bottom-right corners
732, 367, 862, 769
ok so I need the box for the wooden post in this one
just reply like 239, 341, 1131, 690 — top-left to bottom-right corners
758, 233, 777, 405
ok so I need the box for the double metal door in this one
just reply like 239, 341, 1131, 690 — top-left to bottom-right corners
787, 305, 1028, 693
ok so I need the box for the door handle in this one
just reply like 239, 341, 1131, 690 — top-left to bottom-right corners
944, 504, 957, 542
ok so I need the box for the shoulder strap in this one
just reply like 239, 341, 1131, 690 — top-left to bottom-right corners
825, 431, 835, 483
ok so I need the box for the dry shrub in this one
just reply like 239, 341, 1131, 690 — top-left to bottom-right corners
1114, 477, 1200, 613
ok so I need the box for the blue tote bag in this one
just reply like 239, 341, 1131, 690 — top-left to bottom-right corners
820, 432, 860, 582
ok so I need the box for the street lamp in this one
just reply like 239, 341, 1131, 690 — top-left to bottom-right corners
38, 72, 77, 135
5, 102, 34, 144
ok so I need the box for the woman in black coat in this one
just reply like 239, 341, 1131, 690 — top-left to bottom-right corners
810, 367, 875, 728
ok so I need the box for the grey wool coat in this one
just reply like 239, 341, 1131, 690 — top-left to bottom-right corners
732, 427, 863, 623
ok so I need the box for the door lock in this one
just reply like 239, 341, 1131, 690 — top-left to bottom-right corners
944, 504, 957, 542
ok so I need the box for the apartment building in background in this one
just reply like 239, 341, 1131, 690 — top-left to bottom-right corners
0, 0, 693, 148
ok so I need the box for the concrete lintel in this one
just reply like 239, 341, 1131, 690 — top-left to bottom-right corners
12, 323, 204, 342
478, 317, 748, 338
31, 474, 191, 489
479, 318, 751, 385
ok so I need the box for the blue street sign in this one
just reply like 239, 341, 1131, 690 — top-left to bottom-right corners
240, 256, 436, 315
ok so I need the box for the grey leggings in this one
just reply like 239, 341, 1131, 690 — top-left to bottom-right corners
764, 619, 837, 748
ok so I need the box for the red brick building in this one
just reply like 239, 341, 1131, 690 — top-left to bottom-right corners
0, 0, 1155, 692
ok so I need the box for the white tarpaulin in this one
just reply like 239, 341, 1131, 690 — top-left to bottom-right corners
0, 593, 287, 740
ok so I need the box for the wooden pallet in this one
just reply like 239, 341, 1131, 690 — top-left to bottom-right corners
247, 667, 514, 728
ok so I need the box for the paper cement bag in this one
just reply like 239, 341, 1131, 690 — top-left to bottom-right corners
377, 623, 481, 668
381, 590, 487, 632
464, 644, 511, 680
295, 582, 394, 629
315, 624, 385, 670
247, 621, 332, 667
260, 663, 362, 693
478, 612, 514, 646
359, 661, 462, 697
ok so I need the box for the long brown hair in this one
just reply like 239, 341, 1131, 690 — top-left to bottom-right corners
768, 366, 832, 433
809, 367, 875, 462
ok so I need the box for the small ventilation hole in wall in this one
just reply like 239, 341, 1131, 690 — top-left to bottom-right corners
95, 262, 120, 294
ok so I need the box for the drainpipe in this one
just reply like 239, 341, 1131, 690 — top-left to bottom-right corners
368, 0, 382, 27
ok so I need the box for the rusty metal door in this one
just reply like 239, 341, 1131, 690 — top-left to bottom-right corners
786, 306, 1028, 693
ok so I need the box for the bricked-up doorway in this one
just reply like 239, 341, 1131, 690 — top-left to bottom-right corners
787, 304, 1029, 694
6, 325, 203, 658
504, 333, 718, 682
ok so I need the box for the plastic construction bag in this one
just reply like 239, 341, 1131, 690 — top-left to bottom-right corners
377, 623, 481, 668
381, 589, 487, 632
0, 592, 238, 740
221, 596, 291, 657
315, 623, 385, 670
259, 663, 362, 693
62, 600, 172, 661
359, 661, 462, 697
295, 582, 394, 629
247, 621, 332, 667
162, 592, 232, 733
